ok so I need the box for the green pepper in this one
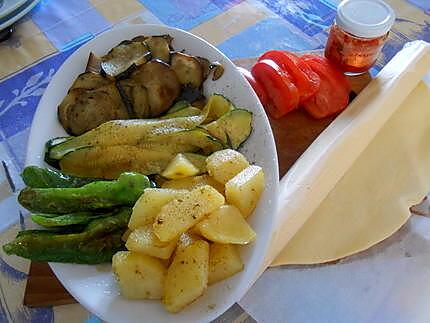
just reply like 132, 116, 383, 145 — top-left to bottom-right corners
3, 208, 131, 264
22, 166, 96, 188
18, 172, 150, 214
31, 211, 112, 227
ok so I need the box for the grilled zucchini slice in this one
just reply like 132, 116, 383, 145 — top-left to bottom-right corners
149, 129, 224, 155
48, 113, 209, 160
166, 100, 190, 114
161, 106, 201, 119
59, 145, 179, 179
203, 109, 252, 149
204, 93, 234, 123
59, 143, 214, 179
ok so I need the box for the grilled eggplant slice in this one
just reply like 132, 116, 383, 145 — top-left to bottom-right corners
115, 80, 135, 118
176, 85, 204, 104
117, 79, 150, 118
58, 84, 129, 135
70, 72, 111, 91
85, 52, 102, 74
58, 88, 82, 133
101, 40, 151, 78
210, 62, 225, 81
131, 60, 181, 117
171, 52, 204, 88
141, 35, 172, 63
197, 56, 211, 80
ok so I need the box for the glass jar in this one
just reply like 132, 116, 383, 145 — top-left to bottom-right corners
324, 0, 395, 75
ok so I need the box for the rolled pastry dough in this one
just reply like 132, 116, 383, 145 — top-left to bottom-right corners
272, 81, 430, 265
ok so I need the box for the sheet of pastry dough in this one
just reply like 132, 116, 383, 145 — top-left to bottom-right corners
257, 41, 430, 270
272, 81, 430, 265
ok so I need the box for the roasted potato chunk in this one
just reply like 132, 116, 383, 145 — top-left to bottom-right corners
126, 225, 177, 259
161, 174, 225, 194
196, 205, 256, 244
209, 243, 243, 285
225, 165, 264, 218
153, 185, 225, 242
163, 240, 209, 313
206, 149, 249, 184
128, 188, 188, 230
176, 231, 203, 253
161, 153, 200, 179
112, 251, 166, 300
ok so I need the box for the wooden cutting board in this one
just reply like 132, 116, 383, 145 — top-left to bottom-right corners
23, 57, 372, 307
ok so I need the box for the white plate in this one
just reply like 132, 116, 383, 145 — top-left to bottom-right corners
26, 24, 279, 323
0, 0, 27, 19
0, 0, 40, 31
